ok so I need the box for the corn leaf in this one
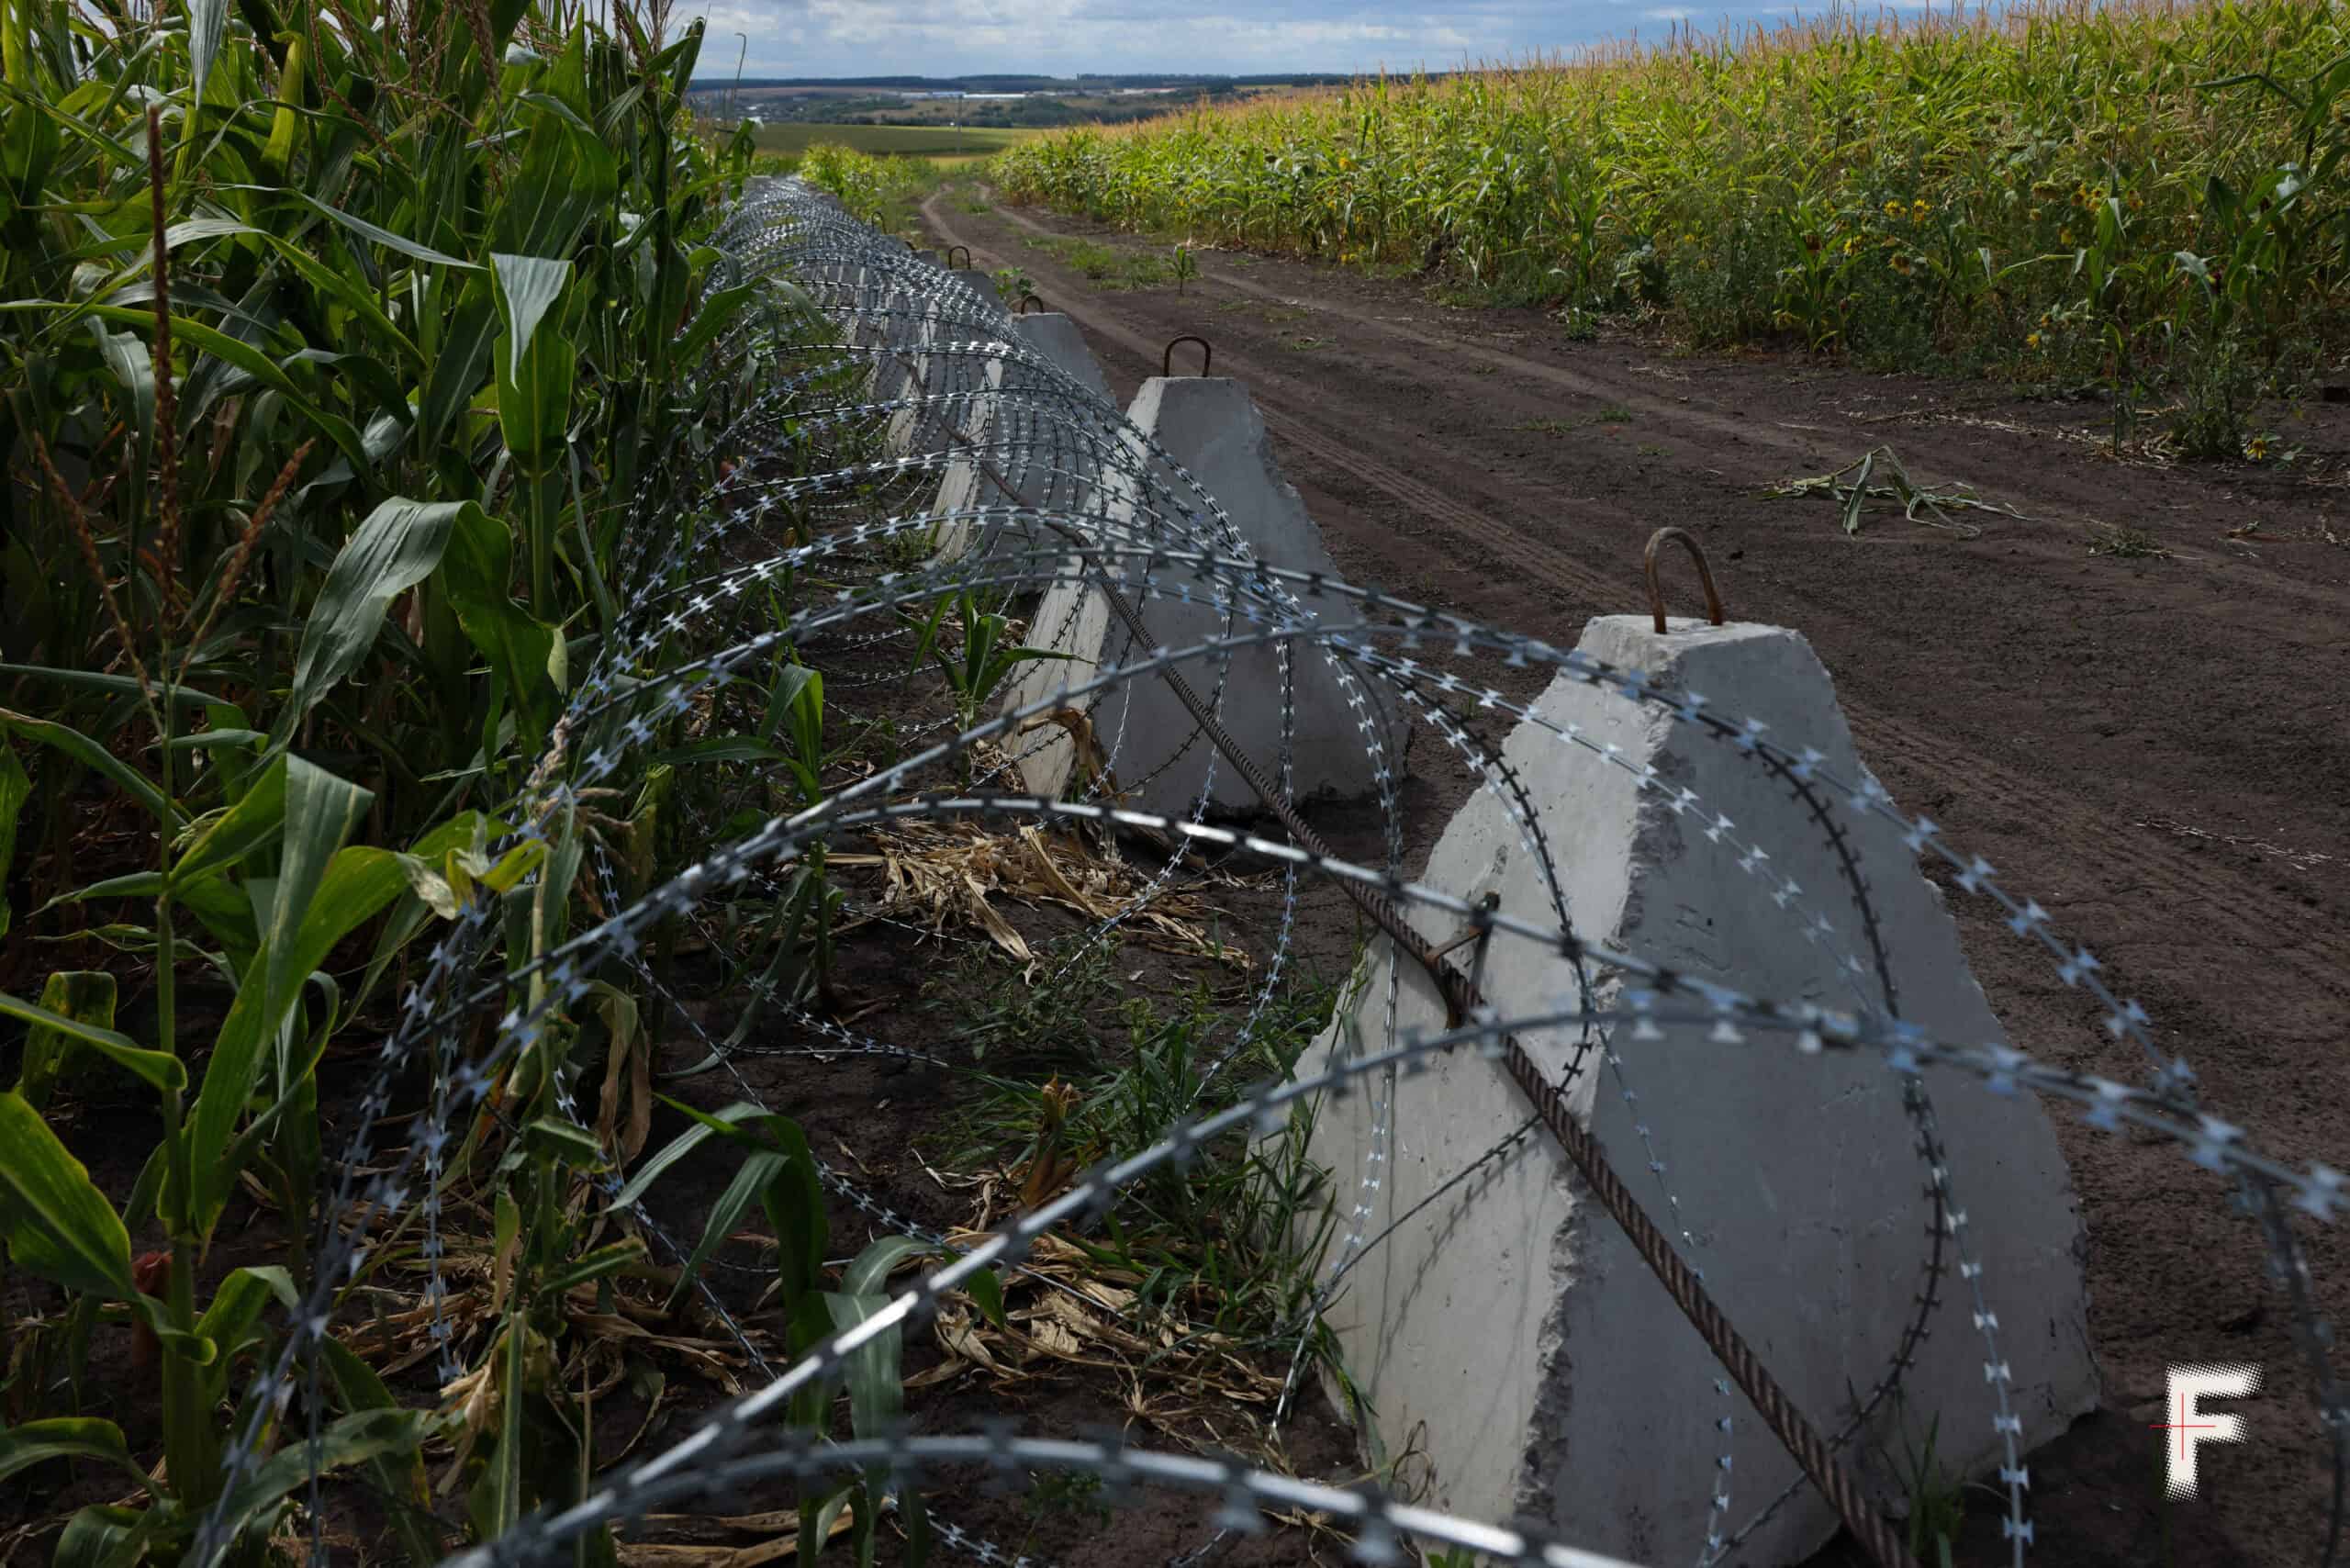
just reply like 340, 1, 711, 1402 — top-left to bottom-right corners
212, 1407, 440, 1546
0, 984, 178, 1094
489, 252, 572, 382
0, 738, 26, 938
168, 753, 288, 888
186, 763, 409, 1238
12, 970, 118, 1109
278, 499, 470, 742
0, 710, 176, 826
0, 1417, 151, 1490
439, 506, 557, 750
0, 1089, 136, 1301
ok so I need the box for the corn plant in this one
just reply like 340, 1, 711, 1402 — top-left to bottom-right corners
633, 1102, 953, 1563
906, 591, 1074, 783
0, 0, 789, 1553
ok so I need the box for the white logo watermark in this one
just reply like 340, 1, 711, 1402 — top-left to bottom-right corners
2154, 1363, 2260, 1498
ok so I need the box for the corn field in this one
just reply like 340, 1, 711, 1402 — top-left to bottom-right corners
993, 0, 2350, 443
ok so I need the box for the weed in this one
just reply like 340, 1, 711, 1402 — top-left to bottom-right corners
1012, 1469, 1114, 1562
992, 264, 1038, 302
1881, 1403, 1966, 1567
2088, 524, 2170, 559
924, 936, 1121, 1066
1553, 307, 1603, 342
1172, 243, 1201, 294
1593, 405, 1634, 423
1511, 418, 1575, 434
952, 967, 1340, 1347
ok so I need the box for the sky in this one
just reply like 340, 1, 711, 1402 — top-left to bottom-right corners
685, 0, 1943, 81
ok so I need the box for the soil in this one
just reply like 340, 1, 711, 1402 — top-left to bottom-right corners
912, 186, 2350, 1568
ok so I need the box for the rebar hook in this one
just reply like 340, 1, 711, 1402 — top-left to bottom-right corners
1017, 294, 1045, 314
945, 244, 972, 270
1643, 526, 1725, 634
1163, 334, 1212, 377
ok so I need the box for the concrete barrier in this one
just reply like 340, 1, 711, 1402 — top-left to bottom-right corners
1294, 614, 2097, 1567
882, 322, 1009, 460
1001, 376, 1378, 814
1009, 313, 1112, 402
929, 314, 1118, 565
953, 270, 1002, 309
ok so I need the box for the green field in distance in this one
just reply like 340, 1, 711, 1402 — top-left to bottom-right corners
749, 122, 1036, 159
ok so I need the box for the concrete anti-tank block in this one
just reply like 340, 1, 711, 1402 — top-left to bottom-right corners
1001, 375, 1379, 814
951, 269, 1003, 308
882, 318, 1008, 459
1009, 313, 1113, 401
1296, 615, 2096, 1567
929, 315, 1117, 565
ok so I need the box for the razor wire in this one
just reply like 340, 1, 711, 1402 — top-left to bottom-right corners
186, 174, 2349, 1568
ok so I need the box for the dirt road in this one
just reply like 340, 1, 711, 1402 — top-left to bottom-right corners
923, 188, 2350, 1565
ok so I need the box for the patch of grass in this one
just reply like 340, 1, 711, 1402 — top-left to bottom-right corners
952, 960, 1345, 1348
1023, 234, 1171, 289
923, 935, 1121, 1067
2088, 523, 2170, 559
1593, 404, 1634, 423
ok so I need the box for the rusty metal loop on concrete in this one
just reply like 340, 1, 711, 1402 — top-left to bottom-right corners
1645, 525, 1725, 634
945, 243, 972, 270
1163, 333, 1212, 378
1017, 293, 1045, 314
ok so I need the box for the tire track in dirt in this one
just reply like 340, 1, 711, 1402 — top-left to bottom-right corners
921, 193, 2350, 1001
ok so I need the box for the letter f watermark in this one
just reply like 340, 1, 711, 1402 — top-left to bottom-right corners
2155, 1363, 2260, 1498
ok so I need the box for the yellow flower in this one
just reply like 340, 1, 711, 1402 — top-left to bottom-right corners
2127, 191, 2143, 210
2029, 207, 2042, 220
2060, 228, 2075, 245
1911, 198, 1930, 221
1890, 252, 1913, 274
1843, 235, 1860, 255
1884, 199, 1902, 218
1681, 232, 1695, 244
2026, 331, 2042, 349
2244, 435, 2272, 460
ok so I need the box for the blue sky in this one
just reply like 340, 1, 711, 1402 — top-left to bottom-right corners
685, 0, 1933, 80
